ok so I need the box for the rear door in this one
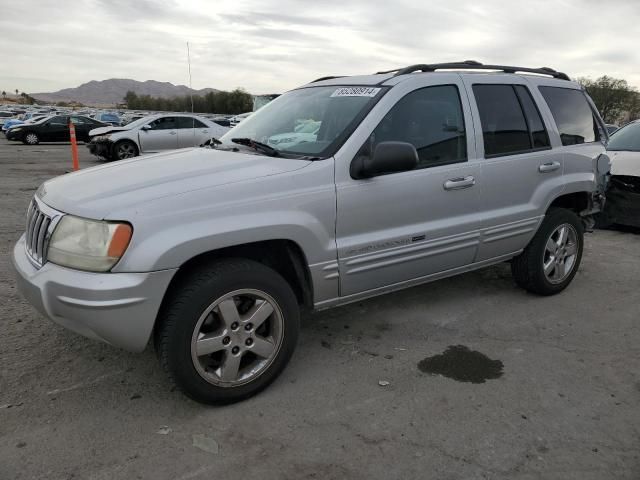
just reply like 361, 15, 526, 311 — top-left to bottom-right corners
335, 77, 483, 296
69, 116, 93, 141
139, 116, 179, 152
177, 116, 210, 148
462, 76, 563, 260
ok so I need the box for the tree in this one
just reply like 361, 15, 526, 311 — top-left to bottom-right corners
15, 89, 18, 97
578, 76, 638, 124
122, 88, 254, 114
1, 91, 5, 99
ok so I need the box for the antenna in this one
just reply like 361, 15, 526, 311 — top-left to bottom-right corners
187, 42, 194, 113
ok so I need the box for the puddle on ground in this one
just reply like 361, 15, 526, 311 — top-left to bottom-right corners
418, 345, 503, 383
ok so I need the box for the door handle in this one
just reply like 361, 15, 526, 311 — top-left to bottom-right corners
169, 130, 177, 135
202, 130, 208, 133
539, 161, 560, 173
443, 176, 475, 191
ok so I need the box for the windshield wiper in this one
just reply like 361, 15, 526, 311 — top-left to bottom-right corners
231, 137, 280, 157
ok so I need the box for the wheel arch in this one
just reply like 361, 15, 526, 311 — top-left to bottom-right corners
159, 239, 314, 312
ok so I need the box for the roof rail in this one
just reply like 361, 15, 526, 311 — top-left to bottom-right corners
387, 60, 570, 80
310, 75, 345, 83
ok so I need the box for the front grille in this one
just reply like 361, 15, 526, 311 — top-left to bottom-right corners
25, 200, 52, 266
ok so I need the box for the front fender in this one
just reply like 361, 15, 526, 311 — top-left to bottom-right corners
111, 159, 338, 273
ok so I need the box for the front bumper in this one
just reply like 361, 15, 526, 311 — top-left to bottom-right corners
12, 235, 177, 352
6, 130, 22, 141
87, 139, 114, 159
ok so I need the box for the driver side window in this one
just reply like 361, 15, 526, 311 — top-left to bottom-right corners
361, 85, 467, 169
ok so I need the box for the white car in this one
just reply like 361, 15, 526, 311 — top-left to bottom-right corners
87, 113, 230, 160
597, 120, 640, 228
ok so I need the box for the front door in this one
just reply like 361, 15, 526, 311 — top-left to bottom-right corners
42, 116, 69, 141
139, 116, 179, 152
335, 79, 483, 297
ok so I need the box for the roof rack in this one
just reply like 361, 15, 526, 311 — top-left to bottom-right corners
310, 75, 345, 83
379, 60, 570, 80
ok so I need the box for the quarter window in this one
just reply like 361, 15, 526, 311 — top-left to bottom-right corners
363, 85, 467, 170
539, 86, 601, 145
473, 84, 532, 156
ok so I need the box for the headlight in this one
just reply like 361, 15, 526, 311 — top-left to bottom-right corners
93, 134, 111, 141
47, 215, 132, 272
11, 127, 22, 132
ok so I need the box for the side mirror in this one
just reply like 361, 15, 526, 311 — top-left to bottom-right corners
351, 141, 418, 179
141, 124, 152, 131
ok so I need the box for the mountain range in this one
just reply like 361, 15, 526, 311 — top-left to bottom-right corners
31, 79, 219, 106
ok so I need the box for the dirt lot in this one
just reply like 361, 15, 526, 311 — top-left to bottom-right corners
1, 137, 639, 480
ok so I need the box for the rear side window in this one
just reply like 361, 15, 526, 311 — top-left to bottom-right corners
473, 84, 550, 157
366, 85, 467, 169
539, 86, 601, 145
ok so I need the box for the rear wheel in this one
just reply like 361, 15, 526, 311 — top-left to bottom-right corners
113, 140, 139, 160
511, 208, 584, 296
156, 258, 300, 404
23, 132, 39, 145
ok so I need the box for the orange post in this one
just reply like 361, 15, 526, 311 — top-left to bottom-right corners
69, 121, 79, 171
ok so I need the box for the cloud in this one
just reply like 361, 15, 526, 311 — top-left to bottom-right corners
0, 0, 639, 96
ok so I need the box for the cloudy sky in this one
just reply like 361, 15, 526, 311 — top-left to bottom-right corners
1, 0, 638, 95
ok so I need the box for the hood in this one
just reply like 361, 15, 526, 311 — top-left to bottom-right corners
609, 150, 640, 177
38, 147, 311, 218
89, 125, 130, 136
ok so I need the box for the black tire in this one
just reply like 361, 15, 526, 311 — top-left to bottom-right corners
156, 258, 300, 404
22, 132, 39, 145
511, 208, 584, 296
112, 140, 139, 160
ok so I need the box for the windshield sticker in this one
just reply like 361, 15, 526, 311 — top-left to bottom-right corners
331, 87, 381, 98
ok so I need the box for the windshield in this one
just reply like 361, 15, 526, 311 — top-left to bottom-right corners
607, 122, 640, 151
220, 85, 385, 157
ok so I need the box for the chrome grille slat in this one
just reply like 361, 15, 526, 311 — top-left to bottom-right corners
36, 217, 50, 263
24, 200, 53, 268
31, 214, 44, 254
26, 203, 37, 247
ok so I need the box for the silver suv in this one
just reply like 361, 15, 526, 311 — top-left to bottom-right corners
13, 61, 610, 404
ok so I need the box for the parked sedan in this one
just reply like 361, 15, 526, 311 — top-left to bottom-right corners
87, 113, 229, 160
6, 115, 107, 144
597, 120, 640, 228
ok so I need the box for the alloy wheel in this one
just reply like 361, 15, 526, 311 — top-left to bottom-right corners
117, 143, 136, 159
190, 289, 284, 387
542, 223, 578, 284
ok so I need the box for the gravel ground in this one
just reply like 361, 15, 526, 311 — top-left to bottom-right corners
1, 137, 639, 480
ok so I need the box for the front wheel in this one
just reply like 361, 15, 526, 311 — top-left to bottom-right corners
112, 140, 139, 160
156, 259, 300, 404
511, 208, 584, 296
23, 132, 39, 145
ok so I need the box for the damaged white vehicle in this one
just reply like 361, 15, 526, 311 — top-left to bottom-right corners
598, 120, 640, 228
88, 114, 229, 161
